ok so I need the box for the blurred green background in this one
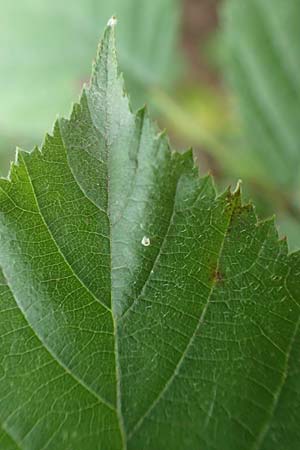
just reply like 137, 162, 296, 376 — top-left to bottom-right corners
1, 0, 299, 250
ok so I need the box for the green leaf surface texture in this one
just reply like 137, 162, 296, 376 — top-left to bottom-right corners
222, 0, 300, 190
0, 23, 300, 450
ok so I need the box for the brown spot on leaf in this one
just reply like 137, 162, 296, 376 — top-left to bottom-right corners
213, 269, 223, 283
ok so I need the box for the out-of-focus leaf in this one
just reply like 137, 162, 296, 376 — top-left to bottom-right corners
277, 214, 300, 252
152, 84, 235, 146
221, 0, 300, 190
152, 84, 269, 183
1, 22, 300, 450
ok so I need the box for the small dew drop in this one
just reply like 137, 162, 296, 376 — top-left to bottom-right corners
141, 236, 151, 247
107, 16, 117, 27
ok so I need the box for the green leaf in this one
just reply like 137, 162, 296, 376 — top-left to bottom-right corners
0, 425, 18, 450
0, 0, 181, 155
0, 22, 300, 450
221, 0, 300, 190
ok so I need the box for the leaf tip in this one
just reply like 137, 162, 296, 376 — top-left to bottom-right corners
107, 16, 118, 28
